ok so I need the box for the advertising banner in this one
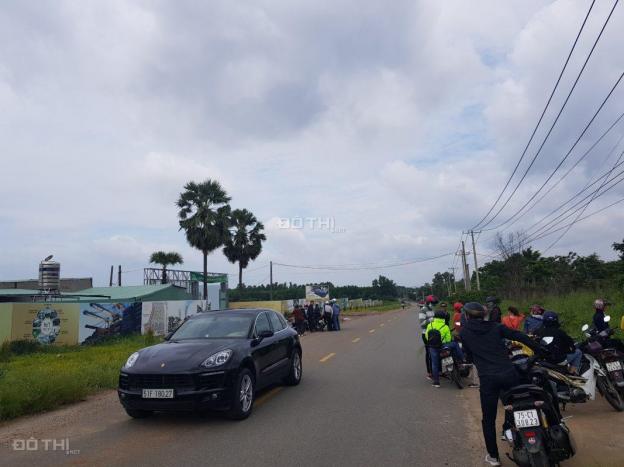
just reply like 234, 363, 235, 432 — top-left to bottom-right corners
79, 302, 142, 344
0, 304, 12, 343
141, 300, 209, 335
305, 285, 330, 301
11, 303, 80, 345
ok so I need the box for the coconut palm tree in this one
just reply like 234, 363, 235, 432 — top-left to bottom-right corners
177, 180, 231, 299
149, 251, 183, 284
223, 209, 266, 288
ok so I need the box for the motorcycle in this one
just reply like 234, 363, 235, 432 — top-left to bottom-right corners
579, 315, 624, 411
436, 346, 468, 389
502, 346, 576, 466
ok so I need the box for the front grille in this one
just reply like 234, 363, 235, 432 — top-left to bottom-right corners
127, 374, 196, 390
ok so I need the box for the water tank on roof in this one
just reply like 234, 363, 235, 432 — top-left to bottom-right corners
39, 256, 60, 292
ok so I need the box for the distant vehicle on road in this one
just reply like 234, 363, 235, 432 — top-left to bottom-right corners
118, 309, 302, 420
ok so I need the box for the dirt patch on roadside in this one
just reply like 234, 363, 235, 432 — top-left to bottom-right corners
462, 388, 624, 466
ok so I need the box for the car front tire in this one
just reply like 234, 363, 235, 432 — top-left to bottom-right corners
226, 368, 255, 420
284, 349, 302, 386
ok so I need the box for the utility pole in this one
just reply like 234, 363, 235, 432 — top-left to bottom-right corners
118, 265, 122, 287
269, 261, 273, 300
470, 230, 481, 291
461, 241, 471, 291
448, 267, 457, 293
109, 266, 114, 287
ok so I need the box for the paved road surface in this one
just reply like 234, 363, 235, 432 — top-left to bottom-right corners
0, 307, 482, 467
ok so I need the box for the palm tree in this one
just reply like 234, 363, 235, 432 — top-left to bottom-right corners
177, 180, 231, 299
149, 251, 183, 284
223, 209, 266, 288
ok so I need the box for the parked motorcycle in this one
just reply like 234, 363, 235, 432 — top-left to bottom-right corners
502, 348, 576, 466
437, 346, 467, 389
579, 315, 624, 411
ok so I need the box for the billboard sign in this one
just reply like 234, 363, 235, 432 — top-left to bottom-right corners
305, 285, 330, 301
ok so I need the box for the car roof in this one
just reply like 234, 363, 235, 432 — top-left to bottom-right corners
189, 308, 278, 319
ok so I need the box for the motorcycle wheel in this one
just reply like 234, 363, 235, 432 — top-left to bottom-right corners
451, 364, 463, 389
528, 449, 551, 467
597, 375, 624, 412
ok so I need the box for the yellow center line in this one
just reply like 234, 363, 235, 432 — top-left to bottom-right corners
254, 387, 283, 407
319, 352, 336, 363
352, 337, 361, 343
369, 329, 376, 334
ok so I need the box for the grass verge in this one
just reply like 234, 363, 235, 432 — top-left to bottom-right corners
0, 334, 157, 421
344, 301, 404, 315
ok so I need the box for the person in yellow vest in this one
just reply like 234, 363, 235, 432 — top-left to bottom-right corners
425, 310, 464, 387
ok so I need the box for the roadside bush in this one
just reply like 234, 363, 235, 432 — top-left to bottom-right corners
7, 339, 43, 355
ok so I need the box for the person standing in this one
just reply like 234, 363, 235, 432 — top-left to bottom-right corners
324, 301, 334, 331
307, 302, 317, 332
331, 299, 341, 331
502, 306, 524, 331
293, 305, 305, 335
485, 296, 502, 323
460, 302, 539, 466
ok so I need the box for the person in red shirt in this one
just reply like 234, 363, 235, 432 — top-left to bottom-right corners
452, 302, 464, 335
501, 306, 524, 330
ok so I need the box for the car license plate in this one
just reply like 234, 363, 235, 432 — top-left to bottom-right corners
142, 389, 174, 399
442, 357, 454, 367
514, 409, 540, 428
606, 361, 622, 372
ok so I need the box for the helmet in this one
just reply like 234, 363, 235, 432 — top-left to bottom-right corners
453, 302, 463, 312
485, 296, 499, 305
425, 295, 439, 305
530, 304, 545, 315
434, 310, 447, 319
594, 299, 605, 310
464, 302, 486, 319
542, 311, 559, 327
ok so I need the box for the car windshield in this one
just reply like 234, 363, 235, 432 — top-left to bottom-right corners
170, 315, 253, 339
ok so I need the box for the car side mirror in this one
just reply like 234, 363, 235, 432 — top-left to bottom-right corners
581, 324, 589, 332
541, 336, 554, 345
604, 315, 611, 323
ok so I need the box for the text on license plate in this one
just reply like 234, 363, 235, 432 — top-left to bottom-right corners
142, 389, 174, 399
606, 361, 622, 372
442, 357, 454, 367
514, 409, 540, 428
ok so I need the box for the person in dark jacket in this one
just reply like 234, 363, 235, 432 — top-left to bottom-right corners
536, 311, 582, 374
592, 298, 610, 332
293, 305, 306, 335
485, 296, 502, 323
307, 302, 317, 331
460, 302, 539, 466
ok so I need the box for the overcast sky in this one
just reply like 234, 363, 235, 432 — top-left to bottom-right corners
2, 0, 624, 289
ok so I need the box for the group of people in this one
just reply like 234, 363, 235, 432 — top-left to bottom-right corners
420, 295, 622, 466
292, 299, 341, 334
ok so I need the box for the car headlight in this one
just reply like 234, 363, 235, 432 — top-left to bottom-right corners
201, 349, 233, 368
124, 352, 140, 368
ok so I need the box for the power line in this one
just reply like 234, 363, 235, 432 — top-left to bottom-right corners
471, 0, 598, 230
273, 252, 455, 271
475, 0, 619, 230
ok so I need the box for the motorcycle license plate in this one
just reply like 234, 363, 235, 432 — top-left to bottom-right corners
514, 409, 540, 428
606, 361, 622, 372
512, 350, 524, 356
442, 357, 454, 367
142, 389, 174, 399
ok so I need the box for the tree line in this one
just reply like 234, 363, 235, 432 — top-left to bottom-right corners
229, 275, 406, 302
417, 234, 624, 302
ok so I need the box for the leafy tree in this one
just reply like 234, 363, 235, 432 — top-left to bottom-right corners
372, 275, 398, 300
613, 239, 624, 260
149, 251, 183, 284
223, 209, 266, 288
177, 180, 231, 299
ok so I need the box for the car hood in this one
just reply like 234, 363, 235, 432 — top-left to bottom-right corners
130, 339, 238, 372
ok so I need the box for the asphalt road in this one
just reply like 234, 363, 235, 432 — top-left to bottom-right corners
0, 307, 482, 467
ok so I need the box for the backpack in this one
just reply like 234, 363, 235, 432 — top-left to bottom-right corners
427, 328, 442, 348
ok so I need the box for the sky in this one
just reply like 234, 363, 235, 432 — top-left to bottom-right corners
1, 0, 624, 289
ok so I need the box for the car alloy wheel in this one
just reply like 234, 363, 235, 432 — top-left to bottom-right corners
293, 352, 302, 381
240, 374, 253, 413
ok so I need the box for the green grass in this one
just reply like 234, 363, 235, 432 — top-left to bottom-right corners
0, 334, 158, 421
345, 301, 403, 314
501, 290, 624, 340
